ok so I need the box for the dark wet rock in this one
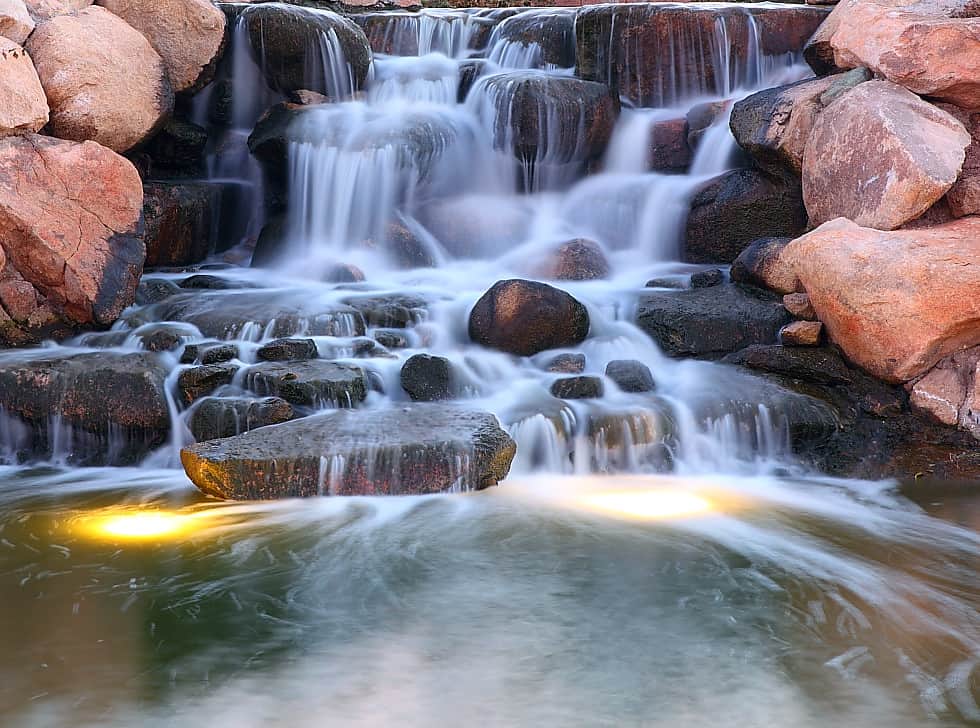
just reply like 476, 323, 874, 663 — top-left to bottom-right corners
244, 360, 367, 407
458, 58, 487, 102
256, 338, 319, 362
178, 274, 255, 290
180, 342, 239, 365
181, 404, 517, 499
544, 352, 585, 374
134, 323, 193, 352
472, 72, 618, 170
605, 360, 656, 393
324, 263, 365, 284
177, 363, 239, 405
576, 4, 828, 106
146, 291, 366, 340
143, 181, 215, 268
729, 237, 800, 295
189, 396, 294, 442
241, 4, 371, 97
339, 292, 428, 328
469, 279, 590, 357
135, 278, 182, 306
648, 117, 691, 172
491, 9, 576, 68
401, 354, 456, 402
533, 238, 610, 281
250, 214, 288, 268
636, 283, 791, 358
722, 345, 853, 385
551, 375, 604, 400
0, 352, 170, 463
686, 99, 732, 149
143, 119, 208, 174
690, 269, 723, 289
373, 328, 410, 349
684, 169, 807, 263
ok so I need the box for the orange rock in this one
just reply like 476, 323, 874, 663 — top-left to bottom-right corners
779, 320, 823, 346
803, 80, 969, 230
23, 0, 91, 20
783, 292, 816, 320
0, 0, 34, 43
98, 0, 227, 93
27, 6, 173, 152
782, 217, 980, 382
826, 0, 980, 108
0, 134, 145, 344
0, 38, 48, 135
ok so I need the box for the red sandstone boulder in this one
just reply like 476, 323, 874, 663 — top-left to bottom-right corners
782, 217, 980, 382
98, 0, 227, 93
802, 80, 970, 230
0, 0, 33, 43
0, 38, 48, 135
826, 0, 980, 109
0, 134, 145, 345
27, 6, 173, 152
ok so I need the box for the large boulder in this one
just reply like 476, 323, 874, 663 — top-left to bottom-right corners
0, 351, 170, 462
782, 216, 980, 382
241, 3, 371, 98
142, 181, 215, 267
576, 4, 828, 107
684, 169, 806, 263
826, 0, 980, 108
26, 6, 173, 152
468, 72, 618, 173
0, 39, 48, 135
469, 279, 590, 357
0, 134, 144, 345
97, 0, 227, 93
730, 71, 869, 177
180, 405, 517, 499
636, 284, 791, 358
803, 80, 970, 230
489, 8, 576, 68
0, 0, 33, 43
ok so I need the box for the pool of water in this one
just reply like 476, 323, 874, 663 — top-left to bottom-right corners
2, 467, 977, 726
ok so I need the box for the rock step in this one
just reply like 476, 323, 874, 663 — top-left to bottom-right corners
180, 404, 517, 499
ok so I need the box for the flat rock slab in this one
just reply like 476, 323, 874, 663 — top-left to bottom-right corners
244, 360, 367, 407
181, 405, 517, 499
636, 284, 790, 358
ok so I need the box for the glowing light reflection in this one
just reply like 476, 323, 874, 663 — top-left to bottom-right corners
75, 509, 218, 542
574, 489, 713, 521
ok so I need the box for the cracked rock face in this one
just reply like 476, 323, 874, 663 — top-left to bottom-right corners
0, 134, 145, 345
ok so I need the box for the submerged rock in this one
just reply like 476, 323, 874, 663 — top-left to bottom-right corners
803, 80, 970, 230
241, 3, 371, 98
490, 9, 576, 68
469, 279, 590, 357
0, 134, 144, 345
189, 396, 294, 442
0, 351, 170, 462
27, 6, 173, 152
245, 360, 367, 407
684, 170, 806, 263
532, 238, 610, 281
544, 352, 585, 374
782, 217, 980, 382
180, 405, 517, 499
637, 284, 790, 358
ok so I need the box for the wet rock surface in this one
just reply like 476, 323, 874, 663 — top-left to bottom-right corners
142, 181, 215, 268
177, 363, 238, 405
551, 375, 604, 400
0, 351, 170, 462
469, 279, 590, 357
244, 360, 367, 407
605, 360, 656, 393
256, 337, 319, 362
637, 284, 791, 358
189, 395, 294, 442
401, 354, 456, 402
181, 405, 517, 499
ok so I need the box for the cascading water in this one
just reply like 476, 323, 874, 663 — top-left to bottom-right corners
1, 4, 977, 725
